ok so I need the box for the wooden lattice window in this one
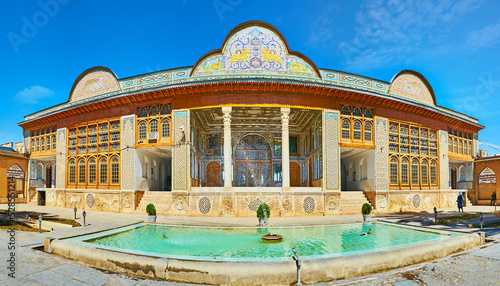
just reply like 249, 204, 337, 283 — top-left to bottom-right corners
88, 157, 96, 184
99, 156, 107, 184
68, 159, 76, 184
111, 156, 120, 184
340, 105, 374, 144
388, 120, 439, 189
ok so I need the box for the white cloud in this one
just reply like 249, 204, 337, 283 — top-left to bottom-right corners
15, 86, 54, 104
306, 4, 338, 48
339, 0, 482, 70
466, 20, 500, 50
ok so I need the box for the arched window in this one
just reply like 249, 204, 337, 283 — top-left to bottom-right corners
31, 139, 35, 153
341, 119, 350, 139
468, 142, 472, 156
68, 159, 76, 184
110, 156, 120, 184
401, 158, 409, 186
150, 119, 158, 133
99, 156, 107, 184
161, 119, 170, 138
448, 137, 452, 152
78, 158, 86, 184
364, 108, 372, 118
47, 136, 51, 150
364, 122, 372, 141
348, 162, 353, 182
138, 107, 147, 118
88, 157, 96, 184
411, 158, 419, 186
390, 157, 398, 185
52, 135, 56, 150
138, 122, 147, 139
236, 163, 247, 186
458, 140, 463, 154
36, 138, 40, 152
341, 105, 350, 115
430, 160, 438, 185
353, 120, 362, 140
421, 159, 428, 185
353, 107, 362, 117
260, 163, 271, 187
41, 138, 45, 151
150, 106, 159, 116
161, 104, 171, 115
454, 138, 458, 153
36, 164, 43, 180
459, 166, 466, 182
359, 158, 367, 180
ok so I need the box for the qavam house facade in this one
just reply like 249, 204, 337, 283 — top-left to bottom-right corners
19, 21, 483, 216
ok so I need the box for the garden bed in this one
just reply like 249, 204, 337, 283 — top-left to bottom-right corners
28, 215, 81, 227
0, 220, 48, 232
437, 214, 480, 225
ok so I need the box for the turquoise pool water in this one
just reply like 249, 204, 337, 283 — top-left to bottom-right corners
67, 222, 462, 261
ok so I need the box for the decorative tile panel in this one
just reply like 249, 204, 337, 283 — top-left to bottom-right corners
439, 130, 449, 190
473, 137, 479, 158
192, 26, 318, 78
324, 110, 340, 190
121, 115, 135, 190
56, 128, 66, 188
70, 70, 120, 102
23, 131, 30, 153
375, 118, 389, 191
172, 110, 190, 191
388, 73, 434, 106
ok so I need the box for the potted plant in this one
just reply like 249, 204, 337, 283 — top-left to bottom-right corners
146, 203, 157, 223
362, 203, 372, 222
256, 203, 270, 226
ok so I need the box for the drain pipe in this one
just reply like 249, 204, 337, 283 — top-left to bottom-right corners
292, 248, 302, 286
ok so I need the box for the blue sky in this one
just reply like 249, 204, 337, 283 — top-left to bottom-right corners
1, 0, 500, 154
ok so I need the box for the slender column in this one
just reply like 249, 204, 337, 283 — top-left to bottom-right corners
222, 107, 232, 188
55, 128, 67, 189
281, 107, 290, 188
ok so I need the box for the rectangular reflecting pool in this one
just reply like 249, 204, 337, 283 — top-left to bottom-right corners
66, 222, 463, 261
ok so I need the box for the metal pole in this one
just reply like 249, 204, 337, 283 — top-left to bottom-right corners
38, 214, 42, 234
433, 207, 438, 225
82, 210, 86, 226
480, 212, 483, 229
74, 207, 77, 220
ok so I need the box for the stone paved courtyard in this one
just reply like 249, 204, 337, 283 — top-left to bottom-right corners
1, 204, 500, 285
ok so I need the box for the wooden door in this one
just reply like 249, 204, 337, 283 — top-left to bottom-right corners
46, 165, 52, 188
290, 162, 301, 187
206, 162, 221, 187
451, 168, 457, 189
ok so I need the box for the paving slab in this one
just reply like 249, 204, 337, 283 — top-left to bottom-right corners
3, 203, 500, 285
471, 241, 500, 260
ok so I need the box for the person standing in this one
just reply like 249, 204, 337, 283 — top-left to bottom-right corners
491, 192, 497, 206
457, 193, 464, 213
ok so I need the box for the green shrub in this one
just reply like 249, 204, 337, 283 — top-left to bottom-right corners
256, 203, 270, 219
361, 203, 372, 215
146, 203, 156, 216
